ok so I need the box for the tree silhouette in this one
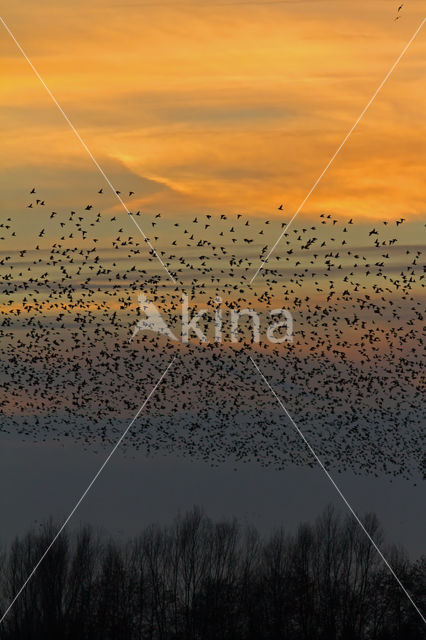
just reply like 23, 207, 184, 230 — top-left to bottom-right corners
0, 507, 424, 639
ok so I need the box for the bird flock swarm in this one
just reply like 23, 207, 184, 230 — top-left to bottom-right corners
0, 186, 424, 479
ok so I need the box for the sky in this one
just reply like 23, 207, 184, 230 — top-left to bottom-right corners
1, 0, 426, 219
0, 0, 425, 569
0, 434, 425, 558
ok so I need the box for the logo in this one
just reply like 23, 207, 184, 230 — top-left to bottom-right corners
131, 294, 293, 344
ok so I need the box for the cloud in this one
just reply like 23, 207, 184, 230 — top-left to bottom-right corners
0, 156, 179, 220
1, 0, 425, 219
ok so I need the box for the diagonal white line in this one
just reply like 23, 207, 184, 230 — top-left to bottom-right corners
250, 17, 426, 285
0, 15, 176, 284
0, 355, 176, 625
249, 355, 426, 624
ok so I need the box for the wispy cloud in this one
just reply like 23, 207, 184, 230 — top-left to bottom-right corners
1, 0, 425, 219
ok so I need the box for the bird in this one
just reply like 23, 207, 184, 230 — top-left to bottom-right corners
0, 184, 423, 481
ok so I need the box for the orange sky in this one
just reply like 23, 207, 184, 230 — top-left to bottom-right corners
1, 0, 425, 220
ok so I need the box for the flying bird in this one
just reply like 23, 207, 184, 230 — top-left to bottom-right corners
0, 184, 422, 481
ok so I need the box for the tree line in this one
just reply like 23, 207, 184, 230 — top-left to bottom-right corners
0, 506, 424, 640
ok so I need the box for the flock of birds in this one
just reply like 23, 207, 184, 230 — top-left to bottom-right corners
0, 185, 424, 480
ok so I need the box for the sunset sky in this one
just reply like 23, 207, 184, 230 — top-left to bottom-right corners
0, 0, 425, 566
1, 0, 425, 221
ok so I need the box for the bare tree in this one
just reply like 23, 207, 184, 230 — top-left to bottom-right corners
0, 507, 424, 640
